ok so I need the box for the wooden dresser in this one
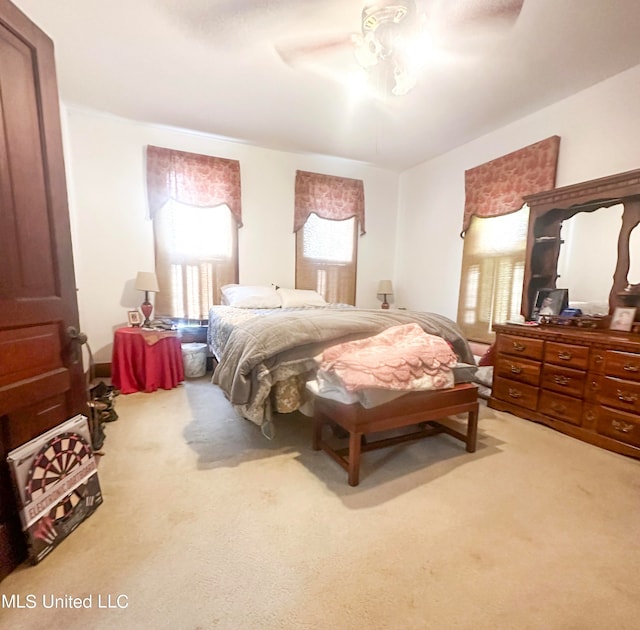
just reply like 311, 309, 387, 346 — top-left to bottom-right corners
489, 323, 640, 459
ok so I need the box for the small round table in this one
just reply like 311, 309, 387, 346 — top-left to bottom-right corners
111, 327, 184, 394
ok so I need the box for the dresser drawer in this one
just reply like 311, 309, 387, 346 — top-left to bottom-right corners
544, 341, 589, 370
492, 324, 640, 459
497, 334, 544, 361
598, 376, 640, 414
495, 355, 541, 387
538, 390, 582, 425
596, 406, 640, 448
493, 376, 538, 411
603, 351, 640, 382
541, 364, 586, 398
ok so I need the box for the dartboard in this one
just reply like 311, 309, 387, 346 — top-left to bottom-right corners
24, 431, 93, 524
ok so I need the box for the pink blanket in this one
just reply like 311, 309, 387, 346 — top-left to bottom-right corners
316, 323, 457, 392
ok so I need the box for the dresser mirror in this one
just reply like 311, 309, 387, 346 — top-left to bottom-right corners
522, 169, 640, 320
629, 223, 640, 286
556, 204, 624, 313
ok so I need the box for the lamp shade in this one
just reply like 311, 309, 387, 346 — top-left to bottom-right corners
135, 271, 159, 293
377, 280, 393, 295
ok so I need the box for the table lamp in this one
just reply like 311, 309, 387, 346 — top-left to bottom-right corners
377, 280, 393, 310
135, 271, 159, 326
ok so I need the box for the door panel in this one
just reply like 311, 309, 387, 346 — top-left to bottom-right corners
0, 25, 56, 298
0, 0, 87, 580
0, 325, 62, 386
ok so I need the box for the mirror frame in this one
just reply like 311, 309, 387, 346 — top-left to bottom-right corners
521, 169, 640, 320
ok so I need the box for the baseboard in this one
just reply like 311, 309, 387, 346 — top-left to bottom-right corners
93, 363, 111, 379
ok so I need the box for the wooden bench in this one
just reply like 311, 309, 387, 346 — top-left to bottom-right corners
312, 383, 479, 486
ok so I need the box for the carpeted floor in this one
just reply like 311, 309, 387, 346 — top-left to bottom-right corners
1, 375, 639, 629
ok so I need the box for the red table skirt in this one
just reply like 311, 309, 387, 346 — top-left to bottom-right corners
112, 327, 184, 394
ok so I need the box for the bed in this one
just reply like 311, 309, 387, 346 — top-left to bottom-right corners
207, 287, 476, 437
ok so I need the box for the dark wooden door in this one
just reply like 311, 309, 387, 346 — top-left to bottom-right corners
0, 0, 87, 579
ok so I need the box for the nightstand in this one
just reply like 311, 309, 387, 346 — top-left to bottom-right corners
111, 327, 184, 394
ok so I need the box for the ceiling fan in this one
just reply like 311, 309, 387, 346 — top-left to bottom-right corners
273, 0, 526, 96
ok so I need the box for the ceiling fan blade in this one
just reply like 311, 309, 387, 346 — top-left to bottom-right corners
429, 0, 525, 32
424, 0, 525, 57
156, 0, 343, 48
275, 34, 355, 66
206, 0, 320, 19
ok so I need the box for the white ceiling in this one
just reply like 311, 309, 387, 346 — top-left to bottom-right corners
12, 0, 640, 171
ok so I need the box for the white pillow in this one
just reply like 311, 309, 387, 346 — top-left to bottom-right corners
220, 284, 281, 309
277, 288, 327, 308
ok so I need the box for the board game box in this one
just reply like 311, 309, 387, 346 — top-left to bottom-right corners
6, 414, 103, 564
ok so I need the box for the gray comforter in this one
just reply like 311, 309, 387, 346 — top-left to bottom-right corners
211, 307, 474, 428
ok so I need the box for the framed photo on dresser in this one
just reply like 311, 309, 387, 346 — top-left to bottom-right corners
531, 288, 569, 321
610, 307, 636, 332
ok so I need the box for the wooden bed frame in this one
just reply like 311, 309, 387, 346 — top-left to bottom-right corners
312, 383, 479, 486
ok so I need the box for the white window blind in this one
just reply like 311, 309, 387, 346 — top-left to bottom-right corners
296, 214, 357, 304
153, 200, 238, 320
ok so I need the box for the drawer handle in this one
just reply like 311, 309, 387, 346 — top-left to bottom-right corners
623, 364, 639, 373
553, 375, 570, 386
512, 342, 526, 352
508, 388, 522, 399
510, 365, 522, 374
550, 402, 566, 413
593, 354, 604, 365
612, 419, 634, 434
589, 380, 599, 391
585, 410, 596, 422
557, 351, 572, 361
617, 390, 638, 404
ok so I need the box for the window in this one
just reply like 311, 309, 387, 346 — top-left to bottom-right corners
458, 137, 560, 342
457, 205, 529, 342
146, 146, 241, 321
153, 200, 238, 320
296, 213, 357, 304
293, 170, 365, 305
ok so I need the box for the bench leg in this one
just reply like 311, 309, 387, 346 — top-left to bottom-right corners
312, 413, 323, 451
348, 431, 362, 486
466, 404, 479, 453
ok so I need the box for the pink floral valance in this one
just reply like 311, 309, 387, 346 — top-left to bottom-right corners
294, 170, 365, 234
146, 145, 242, 225
462, 135, 560, 236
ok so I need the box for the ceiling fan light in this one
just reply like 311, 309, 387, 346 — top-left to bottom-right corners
391, 66, 417, 96
362, 1, 413, 33
356, 1, 421, 96
354, 32, 380, 67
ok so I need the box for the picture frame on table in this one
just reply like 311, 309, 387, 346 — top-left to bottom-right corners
531, 288, 569, 321
610, 306, 636, 332
127, 310, 142, 327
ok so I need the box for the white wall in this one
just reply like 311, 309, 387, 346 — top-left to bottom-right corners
63, 62, 640, 362
63, 110, 399, 361
396, 64, 640, 320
